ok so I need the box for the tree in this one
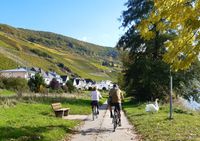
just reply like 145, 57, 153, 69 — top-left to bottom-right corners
66, 80, 76, 93
117, 0, 200, 101
137, 0, 200, 71
28, 73, 45, 93
117, 0, 172, 101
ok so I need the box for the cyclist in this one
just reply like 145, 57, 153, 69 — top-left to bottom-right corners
91, 86, 102, 114
108, 84, 124, 126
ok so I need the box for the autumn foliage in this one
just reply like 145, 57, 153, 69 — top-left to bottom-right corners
138, 0, 200, 71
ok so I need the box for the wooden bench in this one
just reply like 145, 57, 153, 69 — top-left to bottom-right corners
51, 103, 70, 117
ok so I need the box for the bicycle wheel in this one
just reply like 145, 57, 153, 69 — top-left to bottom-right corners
95, 106, 98, 119
92, 106, 95, 120
113, 111, 117, 131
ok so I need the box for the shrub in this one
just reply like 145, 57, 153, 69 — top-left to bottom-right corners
48, 88, 64, 93
0, 77, 28, 97
66, 80, 76, 93
39, 85, 48, 94
88, 87, 93, 91
30, 49, 52, 59
0, 77, 5, 89
62, 85, 68, 93
56, 88, 64, 93
49, 78, 60, 90
11, 78, 28, 91
28, 73, 45, 93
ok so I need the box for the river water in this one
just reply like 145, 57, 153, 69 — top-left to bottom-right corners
179, 97, 200, 110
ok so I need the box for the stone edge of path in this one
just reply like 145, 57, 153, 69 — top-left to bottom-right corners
63, 114, 91, 141
122, 108, 142, 141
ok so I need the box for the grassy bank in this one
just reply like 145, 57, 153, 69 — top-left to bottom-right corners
0, 98, 90, 141
123, 97, 200, 141
0, 101, 79, 141
0, 91, 108, 141
0, 89, 15, 96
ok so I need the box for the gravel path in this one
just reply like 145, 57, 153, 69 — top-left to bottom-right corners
69, 102, 139, 141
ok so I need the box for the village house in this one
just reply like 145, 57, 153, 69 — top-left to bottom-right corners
30, 67, 52, 85
48, 71, 63, 84
0, 67, 113, 91
96, 80, 113, 90
84, 78, 95, 89
42, 72, 54, 85
0, 67, 33, 79
0, 67, 64, 86
60, 75, 69, 85
72, 78, 87, 90
30, 67, 63, 85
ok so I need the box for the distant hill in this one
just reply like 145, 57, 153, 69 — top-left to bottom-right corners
0, 24, 121, 81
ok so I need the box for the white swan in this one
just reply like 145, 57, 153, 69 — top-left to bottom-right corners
145, 99, 159, 113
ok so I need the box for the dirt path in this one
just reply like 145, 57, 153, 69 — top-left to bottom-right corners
69, 102, 139, 141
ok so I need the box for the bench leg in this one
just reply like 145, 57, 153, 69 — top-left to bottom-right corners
64, 110, 69, 116
54, 110, 69, 118
62, 110, 64, 118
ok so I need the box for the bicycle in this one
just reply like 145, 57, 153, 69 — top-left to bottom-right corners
112, 105, 120, 132
92, 104, 98, 120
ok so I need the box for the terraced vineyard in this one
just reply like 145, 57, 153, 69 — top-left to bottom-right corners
0, 24, 121, 81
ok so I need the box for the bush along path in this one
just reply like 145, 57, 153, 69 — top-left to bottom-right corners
68, 102, 139, 141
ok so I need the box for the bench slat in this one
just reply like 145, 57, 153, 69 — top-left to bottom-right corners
52, 106, 62, 110
52, 103, 62, 110
54, 108, 70, 111
51, 103, 70, 117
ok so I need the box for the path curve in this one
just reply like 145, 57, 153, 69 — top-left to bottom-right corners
68, 102, 139, 141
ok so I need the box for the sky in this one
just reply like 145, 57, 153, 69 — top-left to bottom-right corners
0, 0, 127, 47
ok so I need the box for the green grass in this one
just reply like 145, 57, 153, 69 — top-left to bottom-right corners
0, 90, 109, 141
0, 53, 18, 70
18, 52, 64, 75
22, 96, 93, 115
0, 102, 79, 141
0, 89, 15, 96
61, 56, 111, 81
0, 96, 95, 141
123, 97, 200, 141
91, 62, 109, 71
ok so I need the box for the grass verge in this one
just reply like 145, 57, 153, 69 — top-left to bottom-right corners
0, 95, 94, 141
123, 97, 200, 141
0, 89, 15, 96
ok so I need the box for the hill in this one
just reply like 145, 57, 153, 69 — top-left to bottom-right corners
0, 24, 121, 81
